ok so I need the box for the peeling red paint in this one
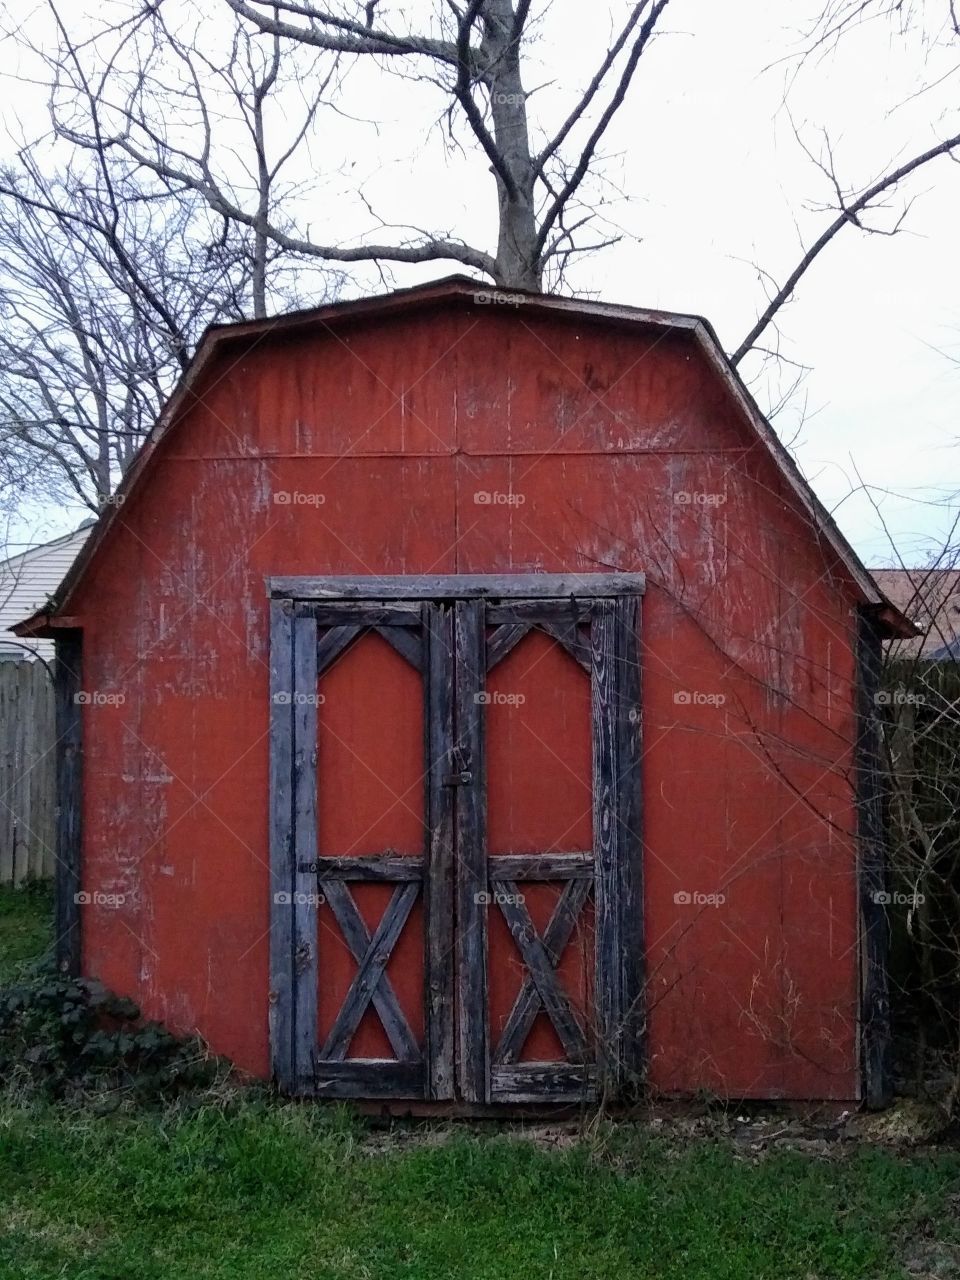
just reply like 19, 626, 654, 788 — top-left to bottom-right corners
67, 296, 864, 1100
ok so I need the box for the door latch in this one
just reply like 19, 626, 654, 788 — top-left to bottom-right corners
442, 745, 473, 786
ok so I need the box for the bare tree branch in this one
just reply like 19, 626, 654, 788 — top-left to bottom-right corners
223, 0, 463, 61
730, 129, 960, 367
534, 0, 670, 263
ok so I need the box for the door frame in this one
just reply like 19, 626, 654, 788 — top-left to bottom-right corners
267, 573, 645, 1101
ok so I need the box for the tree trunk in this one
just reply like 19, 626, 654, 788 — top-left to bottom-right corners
252, 90, 271, 319
481, 0, 540, 290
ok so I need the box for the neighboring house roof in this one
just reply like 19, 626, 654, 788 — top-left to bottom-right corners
871, 568, 960, 660
13, 275, 912, 639
0, 525, 92, 661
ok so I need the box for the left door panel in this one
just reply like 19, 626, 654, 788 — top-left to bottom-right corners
270, 599, 454, 1098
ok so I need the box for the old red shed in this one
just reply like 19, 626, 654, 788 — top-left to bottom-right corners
19, 277, 909, 1107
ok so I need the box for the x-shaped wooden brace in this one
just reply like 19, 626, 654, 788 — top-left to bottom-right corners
492, 878, 591, 1065
317, 880, 420, 1063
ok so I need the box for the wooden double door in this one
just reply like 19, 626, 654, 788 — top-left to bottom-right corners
269, 575, 644, 1105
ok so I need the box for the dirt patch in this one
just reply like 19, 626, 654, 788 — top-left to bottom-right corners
354, 1097, 959, 1161
359, 1122, 458, 1156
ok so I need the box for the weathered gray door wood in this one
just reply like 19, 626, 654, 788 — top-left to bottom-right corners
270, 598, 452, 1099
456, 596, 643, 1104
269, 577, 643, 1104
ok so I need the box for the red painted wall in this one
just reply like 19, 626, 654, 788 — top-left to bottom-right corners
70, 299, 862, 1100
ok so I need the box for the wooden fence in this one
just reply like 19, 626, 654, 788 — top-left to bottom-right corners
0, 660, 56, 884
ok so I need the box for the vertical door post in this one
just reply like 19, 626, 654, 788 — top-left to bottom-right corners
292, 608, 320, 1091
424, 603, 456, 1099
591, 602, 624, 1088
615, 595, 644, 1086
268, 599, 296, 1088
454, 599, 488, 1103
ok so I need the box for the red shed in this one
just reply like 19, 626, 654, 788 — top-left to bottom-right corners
19, 277, 909, 1108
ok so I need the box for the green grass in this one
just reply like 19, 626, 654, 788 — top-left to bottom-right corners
0, 882, 52, 984
0, 884, 957, 1280
0, 1104, 957, 1279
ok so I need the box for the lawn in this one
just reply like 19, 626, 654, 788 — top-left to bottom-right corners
0, 884, 957, 1280
0, 883, 52, 985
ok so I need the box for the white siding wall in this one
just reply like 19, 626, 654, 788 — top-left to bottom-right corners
0, 527, 91, 662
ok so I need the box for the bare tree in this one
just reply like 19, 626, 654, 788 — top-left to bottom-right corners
211, 0, 960, 366
0, 0, 345, 511
0, 150, 252, 510
34, 0, 347, 320
50, 0, 671, 293
8, 0, 960, 442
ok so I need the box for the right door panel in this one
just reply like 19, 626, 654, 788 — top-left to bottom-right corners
454, 596, 643, 1104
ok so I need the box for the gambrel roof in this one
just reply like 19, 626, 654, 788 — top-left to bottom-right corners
14, 275, 912, 638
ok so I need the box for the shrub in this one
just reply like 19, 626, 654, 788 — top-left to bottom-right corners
0, 961, 225, 1104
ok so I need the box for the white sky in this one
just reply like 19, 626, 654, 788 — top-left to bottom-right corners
3, 0, 959, 566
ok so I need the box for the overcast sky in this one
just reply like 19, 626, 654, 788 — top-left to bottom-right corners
3, 0, 959, 566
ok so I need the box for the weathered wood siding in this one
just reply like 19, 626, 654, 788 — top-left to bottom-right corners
66, 300, 863, 1100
